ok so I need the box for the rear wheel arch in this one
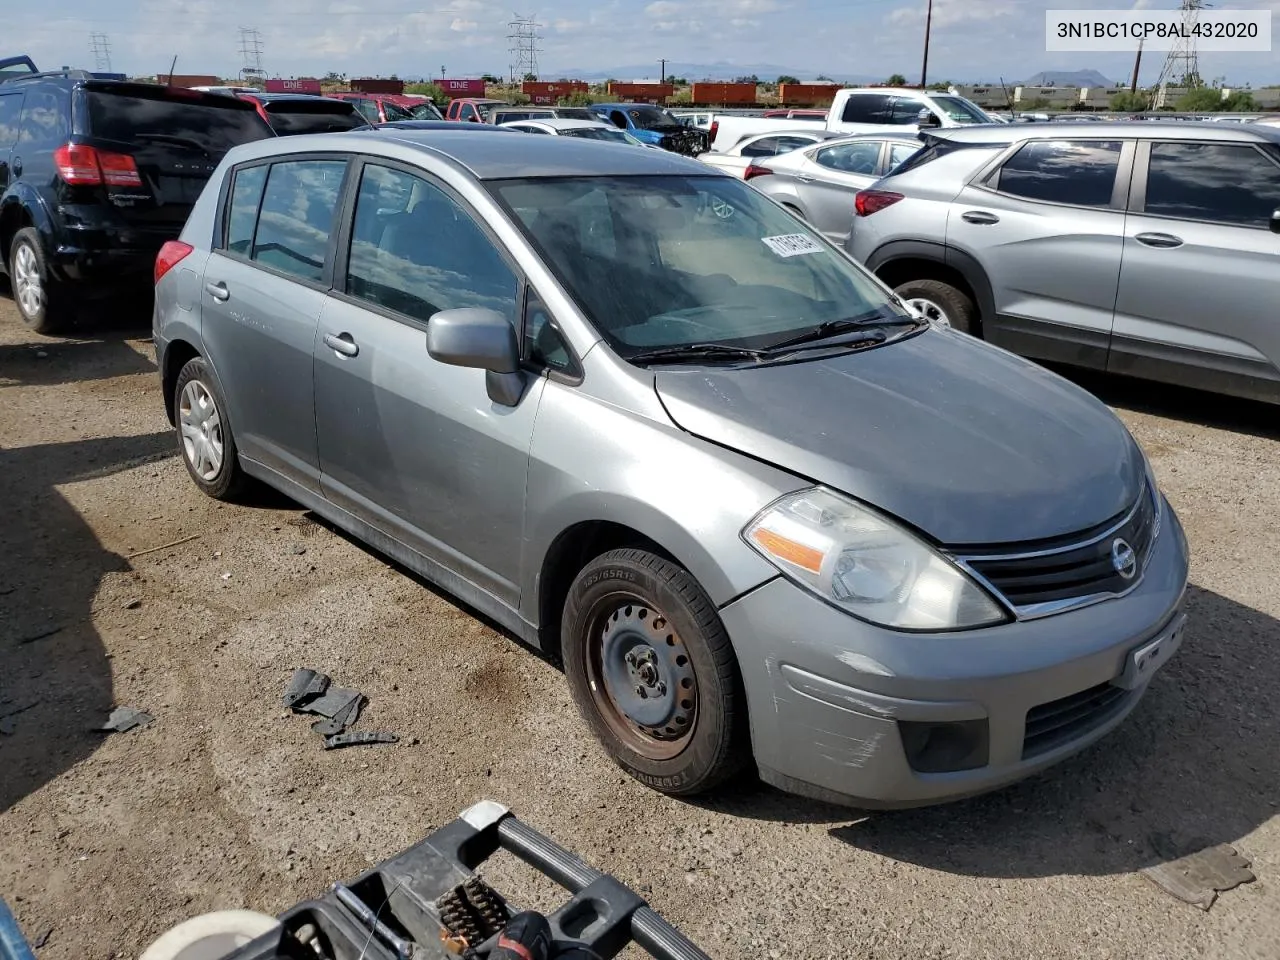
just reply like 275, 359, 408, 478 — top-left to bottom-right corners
0, 201, 33, 267
161, 339, 202, 426
868, 242, 995, 335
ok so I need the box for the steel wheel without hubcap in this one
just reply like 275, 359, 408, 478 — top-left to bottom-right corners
587, 599, 699, 761
179, 380, 224, 481
13, 242, 43, 319
906, 297, 951, 327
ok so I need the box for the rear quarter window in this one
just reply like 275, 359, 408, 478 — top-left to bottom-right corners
86, 92, 271, 155
17, 90, 66, 146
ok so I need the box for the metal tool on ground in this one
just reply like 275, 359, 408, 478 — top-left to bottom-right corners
135, 801, 710, 960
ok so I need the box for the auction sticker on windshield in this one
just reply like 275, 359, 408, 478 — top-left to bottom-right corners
762, 234, 824, 258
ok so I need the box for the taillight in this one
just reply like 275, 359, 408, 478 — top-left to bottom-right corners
854, 189, 904, 217
743, 164, 774, 181
155, 240, 194, 285
53, 143, 142, 187
53, 144, 101, 185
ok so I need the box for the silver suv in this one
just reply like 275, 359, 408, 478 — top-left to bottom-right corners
846, 122, 1280, 403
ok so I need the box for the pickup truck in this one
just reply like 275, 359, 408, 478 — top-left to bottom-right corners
708, 86, 994, 152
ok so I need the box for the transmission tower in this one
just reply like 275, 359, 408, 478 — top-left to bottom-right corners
238, 27, 266, 81
507, 14, 541, 82
89, 32, 113, 73
1156, 0, 1208, 91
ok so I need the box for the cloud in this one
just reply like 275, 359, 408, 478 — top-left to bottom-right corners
644, 0, 682, 16
450, 17, 478, 31
887, 0, 1018, 28
730, 17, 760, 27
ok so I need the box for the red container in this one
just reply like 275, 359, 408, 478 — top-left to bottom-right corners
265, 78, 322, 94
441, 78, 487, 97
350, 78, 405, 95
777, 83, 839, 106
522, 80, 589, 105
606, 82, 675, 103
690, 82, 756, 105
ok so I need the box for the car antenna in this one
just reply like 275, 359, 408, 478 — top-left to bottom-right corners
166, 54, 177, 88
999, 76, 1015, 121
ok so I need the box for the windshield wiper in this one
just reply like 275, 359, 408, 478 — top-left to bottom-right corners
134, 133, 211, 157
764, 313, 918, 352
625, 343, 769, 365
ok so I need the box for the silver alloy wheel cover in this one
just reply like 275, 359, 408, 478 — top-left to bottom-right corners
179, 380, 225, 481
906, 296, 951, 328
13, 242, 43, 319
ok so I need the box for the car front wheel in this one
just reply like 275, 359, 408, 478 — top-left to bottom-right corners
562, 548, 750, 795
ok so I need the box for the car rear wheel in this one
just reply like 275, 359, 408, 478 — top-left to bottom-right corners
562, 548, 749, 796
9, 228, 73, 335
174, 357, 245, 500
892, 278, 977, 336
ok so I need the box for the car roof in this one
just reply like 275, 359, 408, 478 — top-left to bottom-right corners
243, 92, 346, 103
931, 120, 1280, 144
508, 118, 616, 130
372, 120, 514, 131
232, 128, 710, 179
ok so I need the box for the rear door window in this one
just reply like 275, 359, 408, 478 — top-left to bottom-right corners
887, 98, 926, 124
1143, 141, 1280, 227
224, 164, 269, 255
17, 90, 65, 147
740, 136, 783, 157
85, 90, 270, 155
840, 94, 889, 124
814, 140, 882, 175
251, 159, 347, 282
0, 93, 24, 150
887, 141, 919, 170
995, 140, 1122, 207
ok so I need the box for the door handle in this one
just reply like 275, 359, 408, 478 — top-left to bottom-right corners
205, 281, 229, 302
1135, 232, 1184, 249
795, 174, 814, 183
323, 332, 359, 358
961, 210, 999, 225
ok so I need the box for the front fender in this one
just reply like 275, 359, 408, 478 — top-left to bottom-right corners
521, 378, 804, 623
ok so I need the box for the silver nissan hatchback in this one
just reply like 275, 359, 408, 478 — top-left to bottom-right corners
153, 131, 1189, 808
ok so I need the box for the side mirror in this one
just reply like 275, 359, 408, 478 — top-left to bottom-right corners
1271, 207, 1280, 234
917, 109, 941, 129
426, 308, 525, 406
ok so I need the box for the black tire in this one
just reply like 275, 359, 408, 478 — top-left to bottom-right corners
562, 548, 749, 796
173, 357, 245, 500
892, 278, 978, 336
9, 227, 74, 335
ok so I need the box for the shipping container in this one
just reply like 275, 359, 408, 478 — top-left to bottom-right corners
522, 80, 589, 105
777, 82, 839, 106
440, 78, 487, 97
156, 73, 221, 88
265, 78, 322, 94
690, 82, 756, 105
350, 77, 405, 95
606, 82, 674, 103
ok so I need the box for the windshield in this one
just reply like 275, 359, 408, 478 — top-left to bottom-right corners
490, 175, 907, 357
555, 107, 595, 120
380, 100, 413, 121
929, 95, 992, 125
561, 127, 637, 143
265, 104, 367, 134
409, 101, 443, 120
628, 106, 682, 132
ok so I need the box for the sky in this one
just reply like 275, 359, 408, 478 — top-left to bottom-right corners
9, 0, 1280, 86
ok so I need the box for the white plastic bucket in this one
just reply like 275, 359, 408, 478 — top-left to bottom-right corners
138, 911, 281, 960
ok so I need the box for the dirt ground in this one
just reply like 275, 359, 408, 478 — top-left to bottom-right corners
1, 292, 1278, 960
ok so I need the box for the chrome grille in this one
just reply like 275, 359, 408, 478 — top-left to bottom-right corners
958, 482, 1159, 618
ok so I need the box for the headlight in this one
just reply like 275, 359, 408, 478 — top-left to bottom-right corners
743, 488, 1009, 631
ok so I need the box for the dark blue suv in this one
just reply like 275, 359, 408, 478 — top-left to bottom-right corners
0, 68, 273, 333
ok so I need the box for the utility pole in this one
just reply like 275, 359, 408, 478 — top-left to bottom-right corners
89, 32, 112, 74
920, 0, 933, 88
660, 58, 666, 85
1130, 37, 1144, 93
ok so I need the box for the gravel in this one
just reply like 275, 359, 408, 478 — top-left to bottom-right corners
0, 298, 1276, 959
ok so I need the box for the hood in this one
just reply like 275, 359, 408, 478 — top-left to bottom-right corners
654, 328, 1144, 547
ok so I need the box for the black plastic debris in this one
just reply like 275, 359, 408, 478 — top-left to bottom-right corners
323, 731, 399, 750
282, 668, 329, 710
283, 668, 394, 749
1142, 840, 1256, 909
96, 706, 153, 733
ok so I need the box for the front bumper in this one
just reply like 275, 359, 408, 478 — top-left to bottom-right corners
719, 498, 1190, 808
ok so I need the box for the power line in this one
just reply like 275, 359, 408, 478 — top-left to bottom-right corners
1156, 0, 1208, 93
89, 31, 112, 73
238, 26, 266, 81
507, 13, 541, 82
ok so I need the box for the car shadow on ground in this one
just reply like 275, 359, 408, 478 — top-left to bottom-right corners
1055, 366, 1280, 441
703, 582, 1277, 879
0, 430, 174, 813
